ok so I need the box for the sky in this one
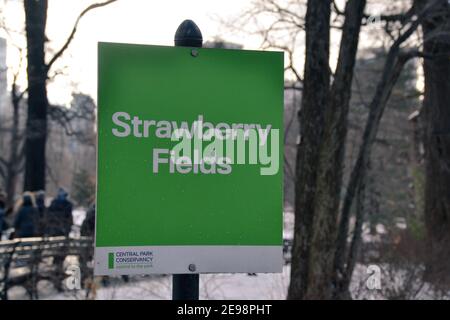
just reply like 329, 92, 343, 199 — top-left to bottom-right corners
0, 0, 414, 106
0, 0, 263, 105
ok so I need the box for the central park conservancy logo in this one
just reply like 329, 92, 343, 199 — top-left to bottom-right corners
111, 112, 280, 176
108, 251, 153, 270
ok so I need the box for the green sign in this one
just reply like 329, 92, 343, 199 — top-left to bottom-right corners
95, 42, 284, 275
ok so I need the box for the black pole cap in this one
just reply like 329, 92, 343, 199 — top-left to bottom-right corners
174, 19, 203, 48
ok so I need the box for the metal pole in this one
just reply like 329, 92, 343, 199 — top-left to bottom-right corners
172, 19, 202, 301
173, 273, 199, 300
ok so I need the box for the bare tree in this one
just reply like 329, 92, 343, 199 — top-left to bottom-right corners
22, 0, 117, 192
227, 0, 445, 299
287, 0, 332, 299
0, 43, 27, 207
417, 0, 450, 286
334, 0, 443, 298
285, 0, 368, 299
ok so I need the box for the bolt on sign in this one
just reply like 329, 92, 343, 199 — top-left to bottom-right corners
95, 42, 284, 275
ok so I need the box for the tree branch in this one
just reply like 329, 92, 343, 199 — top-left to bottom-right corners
334, 0, 443, 290
46, 0, 118, 71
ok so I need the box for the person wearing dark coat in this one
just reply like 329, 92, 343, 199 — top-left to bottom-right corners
0, 193, 7, 239
44, 188, 73, 237
80, 203, 96, 287
81, 204, 95, 237
14, 193, 39, 238
35, 190, 46, 236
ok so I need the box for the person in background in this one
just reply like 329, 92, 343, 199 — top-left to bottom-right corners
80, 203, 96, 288
80, 203, 128, 284
45, 188, 73, 291
13, 192, 39, 238
45, 188, 73, 237
81, 203, 95, 237
35, 190, 46, 236
0, 192, 7, 239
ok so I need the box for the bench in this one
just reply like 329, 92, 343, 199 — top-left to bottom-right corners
1, 236, 292, 300
0, 236, 93, 300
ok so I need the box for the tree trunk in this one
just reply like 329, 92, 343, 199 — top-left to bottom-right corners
5, 84, 23, 207
420, 0, 450, 284
23, 0, 48, 192
307, 0, 365, 299
288, 0, 366, 300
288, 0, 331, 300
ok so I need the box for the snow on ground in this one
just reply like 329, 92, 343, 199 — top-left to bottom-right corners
9, 209, 448, 300
283, 210, 294, 240
7, 261, 450, 300
96, 267, 290, 300
72, 208, 87, 227
7, 208, 292, 299
7, 266, 291, 300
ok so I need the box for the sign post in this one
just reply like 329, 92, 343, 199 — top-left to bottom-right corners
94, 20, 284, 300
172, 19, 203, 301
